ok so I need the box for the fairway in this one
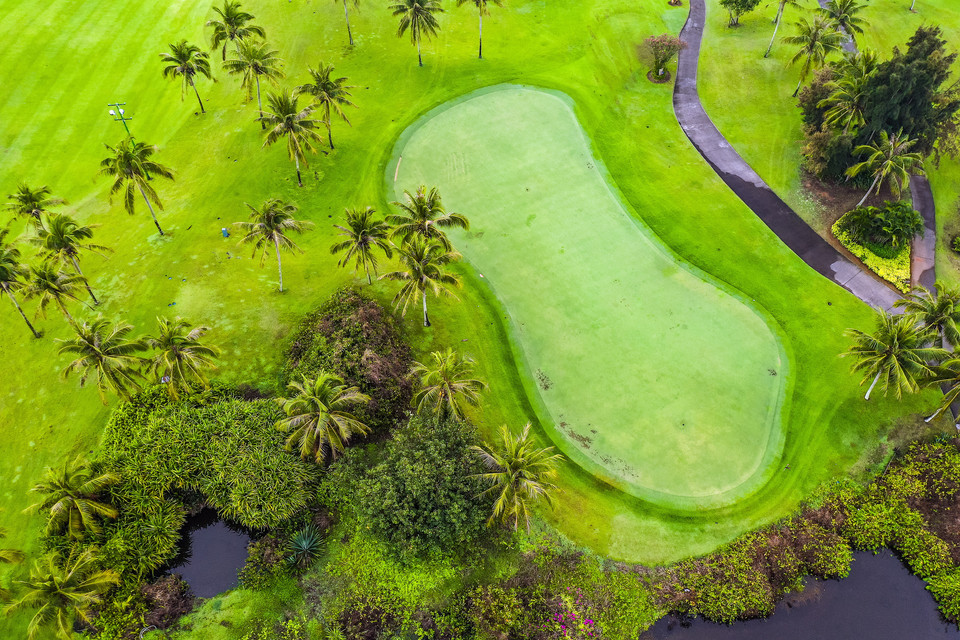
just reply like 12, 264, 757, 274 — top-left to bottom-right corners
392, 86, 788, 507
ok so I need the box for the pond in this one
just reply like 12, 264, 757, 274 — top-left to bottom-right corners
642, 550, 959, 640
166, 509, 252, 598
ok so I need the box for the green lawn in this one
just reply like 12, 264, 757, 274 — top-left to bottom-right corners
0, 0, 947, 635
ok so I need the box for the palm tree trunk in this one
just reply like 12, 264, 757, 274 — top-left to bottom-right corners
344, 0, 354, 46
191, 80, 206, 114
363, 253, 372, 285
256, 74, 265, 130
418, 39, 423, 67
5, 287, 40, 338
478, 10, 483, 59
59, 301, 74, 324
422, 290, 430, 327
765, 11, 782, 58
910, 0, 917, 11
137, 184, 164, 236
275, 238, 284, 292
772, 1, 783, 24
295, 154, 303, 187
857, 173, 882, 208
327, 122, 334, 150
865, 371, 881, 400
70, 257, 98, 305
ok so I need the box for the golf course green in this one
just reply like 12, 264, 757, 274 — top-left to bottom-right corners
391, 86, 788, 507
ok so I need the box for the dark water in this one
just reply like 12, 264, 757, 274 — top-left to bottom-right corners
643, 550, 959, 640
167, 509, 252, 598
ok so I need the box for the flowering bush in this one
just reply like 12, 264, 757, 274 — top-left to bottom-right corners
543, 587, 600, 638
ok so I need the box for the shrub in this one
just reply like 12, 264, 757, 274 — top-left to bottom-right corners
466, 585, 525, 639
142, 575, 195, 629
239, 534, 287, 590
801, 126, 857, 181
928, 567, 960, 623
639, 34, 686, 79
952, 235, 960, 254
832, 213, 911, 292
798, 68, 836, 132
897, 527, 953, 580
287, 524, 325, 572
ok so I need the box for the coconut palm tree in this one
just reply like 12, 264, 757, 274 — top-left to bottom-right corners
58, 316, 147, 403
145, 316, 219, 399
32, 214, 110, 305
894, 284, 960, 348
330, 206, 393, 284
337, 0, 361, 45
206, 0, 266, 61
234, 198, 314, 292
223, 40, 284, 128
24, 262, 86, 323
842, 310, 946, 400
99, 138, 175, 236
160, 40, 215, 113
820, 0, 868, 45
410, 347, 487, 420
784, 15, 845, 97
846, 129, 925, 208
5, 549, 119, 640
275, 372, 371, 464
294, 63, 356, 149
819, 71, 870, 134
457, 0, 502, 59
472, 423, 563, 532
925, 358, 960, 424
259, 90, 323, 186
380, 237, 462, 327
4, 183, 66, 223
27, 456, 120, 539
765, 0, 802, 58
0, 227, 41, 338
387, 185, 469, 251
390, 0, 444, 67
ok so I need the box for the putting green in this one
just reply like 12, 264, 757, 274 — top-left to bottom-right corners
391, 86, 789, 508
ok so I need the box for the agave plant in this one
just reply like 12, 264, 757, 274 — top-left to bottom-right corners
286, 523, 324, 570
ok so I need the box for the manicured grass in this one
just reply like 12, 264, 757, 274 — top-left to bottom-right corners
0, 0, 948, 634
393, 86, 786, 508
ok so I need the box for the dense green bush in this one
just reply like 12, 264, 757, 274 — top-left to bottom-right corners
928, 567, 960, 623
284, 287, 413, 433
832, 213, 911, 292
838, 201, 923, 253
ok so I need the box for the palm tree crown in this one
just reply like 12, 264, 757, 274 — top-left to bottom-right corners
32, 213, 110, 305
99, 137, 175, 236
295, 63, 356, 149
259, 90, 323, 187
820, 0, 868, 43
0, 226, 41, 338
4, 183, 66, 223
28, 456, 120, 539
380, 237, 462, 327
206, 0, 266, 60
472, 423, 563, 532
223, 39, 284, 127
58, 316, 147, 403
160, 40, 214, 113
894, 283, 960, 348
387, 185, 469, 251
842, 310, 947, 400
784, 15, 845, 96
5, 549, 119, 640
146, 316, 219, 399
410, 347, 487, 420
390, 0, 444, 66
24, 262, 85, 323
275, 372, 371, 464
846, 129, 925, 208
330, 206, 393, 284
234, 198, 313, 292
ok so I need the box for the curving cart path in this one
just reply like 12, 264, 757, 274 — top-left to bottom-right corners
672, 0, 904, 310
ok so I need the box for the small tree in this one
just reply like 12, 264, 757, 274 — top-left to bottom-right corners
720, 0, 761, 27
641, 34, 686, 80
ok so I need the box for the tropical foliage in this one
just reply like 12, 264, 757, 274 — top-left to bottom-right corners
205, 0, 266, 61
330, 207, 393, 284
234, 198, 313, 291
0, 226, 41, 337
4, 183, 65, 222
387, 185, 469, 250
259, 90, 323, 186
223, 39, 284, 126
389, 0, 444, 67
99, 138, 174, 236
380, 238, 462, 327
410, 347, 487, 421
294, 63, 356, 149
145, 316, 219, 399
27, 456, 119, 539
58, 316, 147, 403
159, 40, 214, 113
32, 214, 109, 305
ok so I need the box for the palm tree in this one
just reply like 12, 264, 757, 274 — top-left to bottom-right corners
841, 311, 946, 400
410, 347, 487, 420
275, 372, 371, 464
846, 129, 925, 208
380, 237, 462, 327
820, 0, 868, 45
330, 206, 393, 284
819, 72, 870, 134
160, 40, 215, 113
146, 316, 219, 399
337, 0, 360, 45
0, 227, 41, 338
765, 0, 802, 58
925, 358, 960, 424
472, 423, 563, 532
58, 316, 147, 403
457, 0, 502, 59
5, 549, 119, 640
4, 183, 66, 223
259, 90, 323, 186
390, 0, 444, 67
784, 15, 845, 97
294, 63, 356, 149
206, 0, 266, 61
27, 456, 119, 539
24, 262, 86, 323
387, 185, 469, 250
223, 40, 284, 128
234, 198, 314, 292
0, 528, 23, 600
99, 137, 175, 236
894, 284, 960, 348
32, 214, 110, 305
